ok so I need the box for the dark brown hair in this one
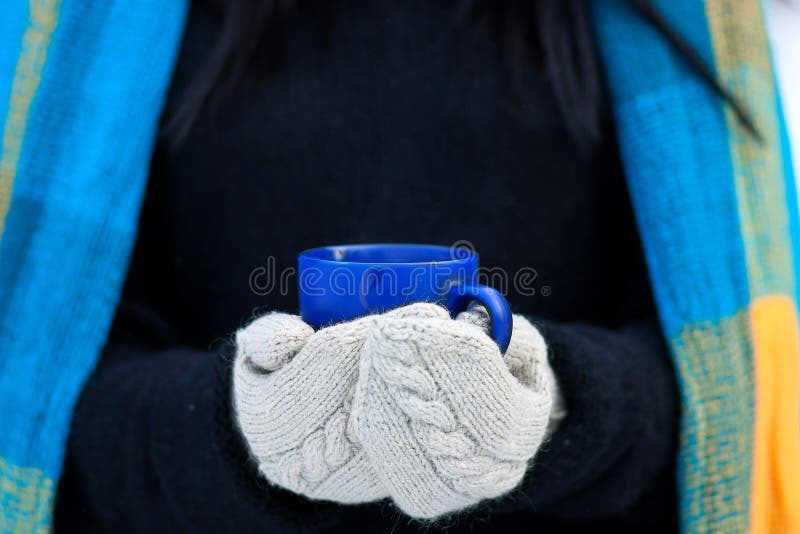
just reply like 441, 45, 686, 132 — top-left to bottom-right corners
163, 0, 756, 147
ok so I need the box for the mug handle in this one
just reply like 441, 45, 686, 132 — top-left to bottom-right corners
446, 284, 513, 353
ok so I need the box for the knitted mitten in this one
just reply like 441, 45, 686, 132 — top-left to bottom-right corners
351, 303, 557, 519
458, 306, 566, 430
233, 303, 561, 519
233, 312, 387, 503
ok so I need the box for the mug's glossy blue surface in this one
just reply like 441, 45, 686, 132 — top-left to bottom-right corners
298, 244, 512, 352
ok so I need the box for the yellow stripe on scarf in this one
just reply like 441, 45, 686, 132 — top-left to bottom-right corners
0, 0, 60, 239
706, 0, 800, 531
750, 296, 800, 534
0, 457, 53, 534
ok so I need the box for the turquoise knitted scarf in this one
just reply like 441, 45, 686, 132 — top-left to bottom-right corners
0, 1, 798, 532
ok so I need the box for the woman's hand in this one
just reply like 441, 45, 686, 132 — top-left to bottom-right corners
351, 303, 557, 518
233, 303, 560, 520
233, 311, 387, 504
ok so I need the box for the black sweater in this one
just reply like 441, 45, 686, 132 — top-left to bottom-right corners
55, 2, 680, 532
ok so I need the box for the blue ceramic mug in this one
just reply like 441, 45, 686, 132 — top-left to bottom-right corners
298, 243, 512, 352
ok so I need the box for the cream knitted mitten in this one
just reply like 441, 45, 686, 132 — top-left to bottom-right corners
233, 312, 388, 503
351, 303, 555, 518
233, 303, 561, 519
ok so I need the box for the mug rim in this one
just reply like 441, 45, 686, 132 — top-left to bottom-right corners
298, 243, 478, 267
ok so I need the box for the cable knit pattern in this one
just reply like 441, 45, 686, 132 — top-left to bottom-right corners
352, 304, 554, 518
233, 312, 387, 503
233, 303, 562, 519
